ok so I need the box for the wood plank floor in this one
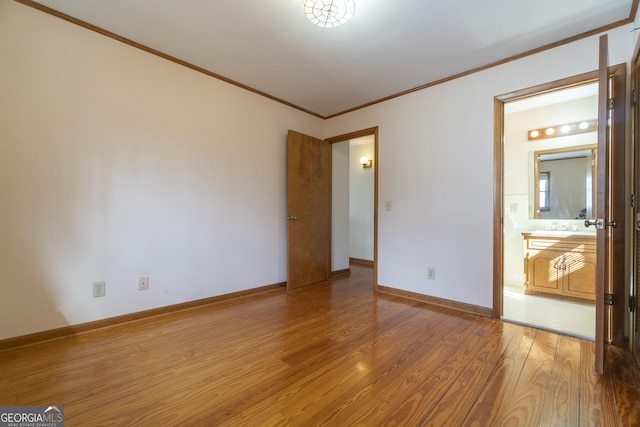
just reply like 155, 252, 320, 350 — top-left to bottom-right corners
1, 265, 638, 426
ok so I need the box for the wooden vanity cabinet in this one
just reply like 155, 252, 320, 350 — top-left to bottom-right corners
522, 232, 596, 302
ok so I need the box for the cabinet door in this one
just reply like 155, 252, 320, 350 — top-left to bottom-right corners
530, 253, 562, 294
563, 251, 596, 300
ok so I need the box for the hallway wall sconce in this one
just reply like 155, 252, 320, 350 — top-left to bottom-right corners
360, 156, 372, 168
528, 119, 597, 141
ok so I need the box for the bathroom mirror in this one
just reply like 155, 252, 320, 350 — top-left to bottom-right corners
529, 144, 597, 220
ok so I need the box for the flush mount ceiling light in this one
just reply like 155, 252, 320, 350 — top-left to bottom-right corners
304, 0, 356, 28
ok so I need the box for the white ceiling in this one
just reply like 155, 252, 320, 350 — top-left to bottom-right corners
28, 0, 635, 118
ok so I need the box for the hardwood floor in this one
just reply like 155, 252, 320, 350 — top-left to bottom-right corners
1, 265, 638, 426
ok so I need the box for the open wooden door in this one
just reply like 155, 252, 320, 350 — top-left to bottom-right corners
633, 39, 640, 368
635, 130, 640, 365
286, 130, 331, 290
591, 34, 610, 375
588, 36, 627, 374
590, 34, 622, 374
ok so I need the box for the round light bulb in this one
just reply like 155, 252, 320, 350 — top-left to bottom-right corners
360, 156, 368, 165
530, 130, 539, 138
560, 125, 571, 133
545, 127, 555, 136
579, 121, 589, 130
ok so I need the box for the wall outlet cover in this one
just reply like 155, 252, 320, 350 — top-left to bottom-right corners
138, 276, 149, 291
93, 281, 106, 298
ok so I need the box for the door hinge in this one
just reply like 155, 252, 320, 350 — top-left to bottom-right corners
633, 89, 637, 105
630, 296, 636, 312
604, 293, 614, 306
632, 194, 636, 208
608, 98, 615, 110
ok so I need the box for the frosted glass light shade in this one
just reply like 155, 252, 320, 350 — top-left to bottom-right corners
304, 0, 356, 28
360, 156, 372, 168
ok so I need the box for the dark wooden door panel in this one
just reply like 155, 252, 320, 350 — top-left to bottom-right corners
286, 130, 331, 290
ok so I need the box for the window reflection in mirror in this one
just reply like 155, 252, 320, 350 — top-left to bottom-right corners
530, 144, 596, 219
539, 171, 550, 212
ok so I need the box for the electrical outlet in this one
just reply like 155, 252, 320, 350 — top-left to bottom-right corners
385, 200, 392, 211
93, 281, 106, 298
138, 276, 149, 291
427, 267, 436, 280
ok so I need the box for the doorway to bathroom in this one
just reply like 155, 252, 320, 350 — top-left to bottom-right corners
496, 58, 627, 350
501, 82, 598, 340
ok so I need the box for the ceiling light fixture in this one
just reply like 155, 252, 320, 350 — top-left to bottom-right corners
304, 0, 356, 28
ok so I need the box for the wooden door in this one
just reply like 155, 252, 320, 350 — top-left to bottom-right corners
286, 130, 331, 290
608, 64, 627, 348
634, 38, 640, 367
590, 36, 627, 373
593, 35, 611, 374
635, 211, 640, 363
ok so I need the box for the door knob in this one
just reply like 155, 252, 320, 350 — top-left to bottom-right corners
584, 218, 617, 229
287, 215, 298, 221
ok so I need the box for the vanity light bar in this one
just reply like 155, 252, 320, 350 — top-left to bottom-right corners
528, 119, 597, 141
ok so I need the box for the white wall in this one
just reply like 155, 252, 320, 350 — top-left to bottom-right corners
0, 2, 323, 339
324, 25, 637, 309
332, 136, 375, 269
332, 141, 350, 271
349, 137, 375, 261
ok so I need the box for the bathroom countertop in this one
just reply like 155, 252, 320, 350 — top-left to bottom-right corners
522, 230, 596, 237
